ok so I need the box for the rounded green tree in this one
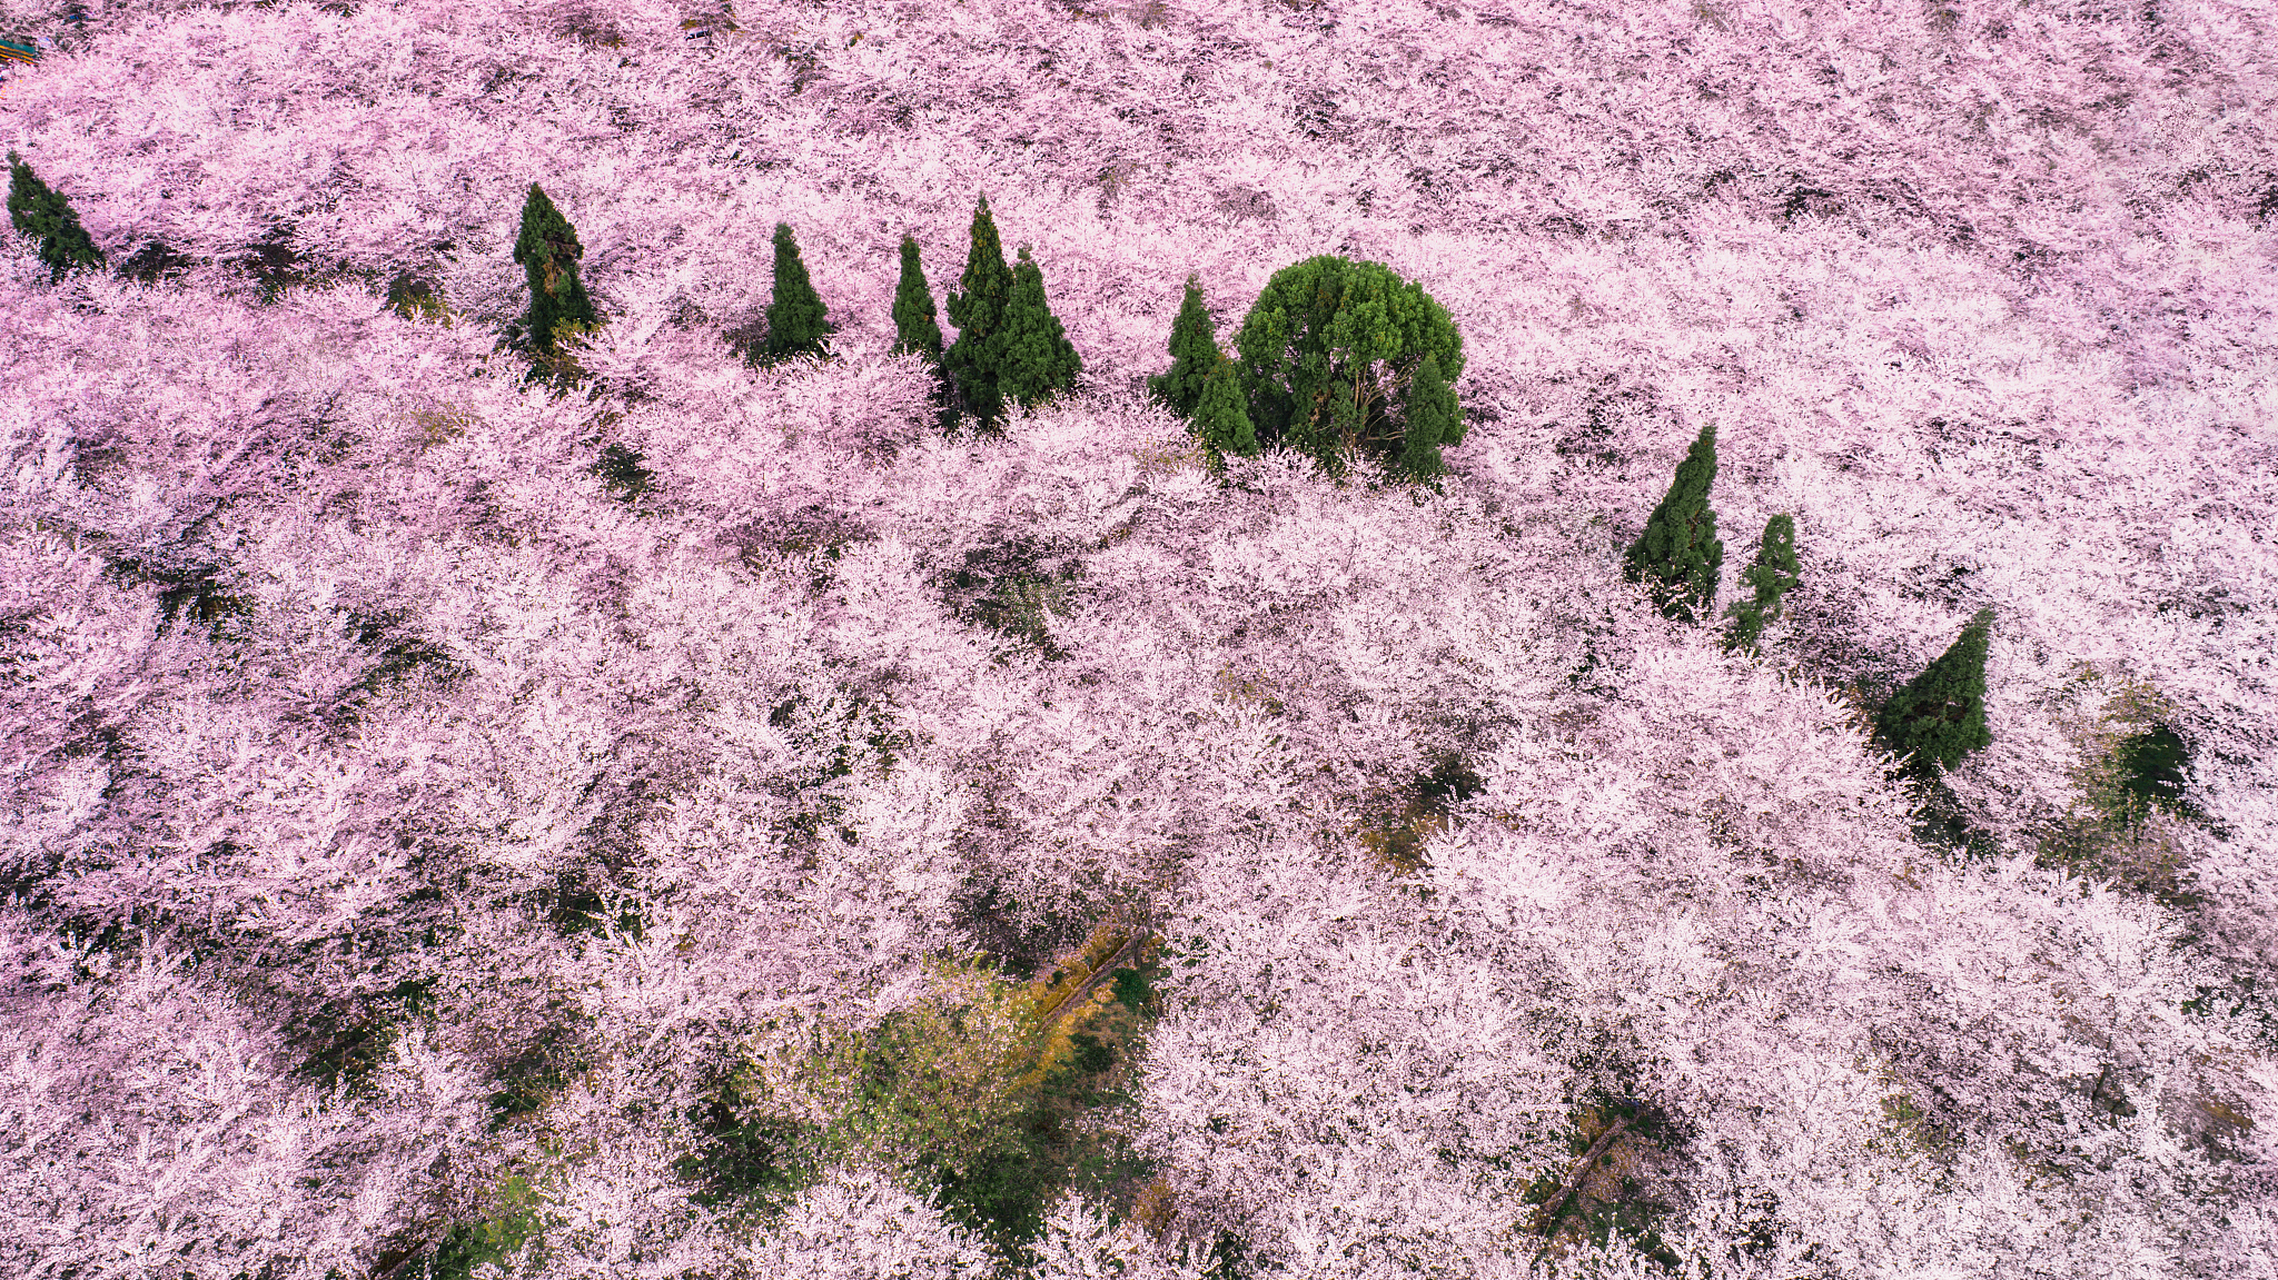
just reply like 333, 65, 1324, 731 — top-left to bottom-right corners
7, 150, 107, 284
1622, 422, 1724, 625
1875, 606, 1996, 776
1230, 255, 1465, 483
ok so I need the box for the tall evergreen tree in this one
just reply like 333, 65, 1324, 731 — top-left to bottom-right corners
942, 193, 1015, 430
1397, 351, 1460, 484
1621, 422, 1724, 624
1721, 514, 1802, 656
1148, 272, 1218, 419
1875, 606, 1996, 775
890, 232, 956, 430
754, 221, 834, 368
1190, 349, 1257, 473
995, 245, 1083, 413
511, 182, 600, 370
890, 232, 944, 361
7, 150, 106, 284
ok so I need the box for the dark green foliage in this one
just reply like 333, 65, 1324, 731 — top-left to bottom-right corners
101, 554, 250, 641
890, 232, 958, 429
2183, 975, 2278, 1055
940, 534, 1083, 661
995, 244, 1083, 412
1397, 350, 1460, 484
673, 1068, 827, 1220
288, 977, 437, 1102
1108, 966, 1156, 1014
2114, 722, 2191, 818
117, 239, 193, 284
236, 229, 307, 304
511, 182, 599, 356
593, 441, 653, 503
484, 1019, 589, 1131
890, 232, 945, 360
1420, 754, 1486, 810
345, 608, 470, 700
1360, 753, 1485, 874
1230, 254, 1466, 483
1621, 422, 1724, 624
919, 999, 1152, 1262
942, 194, 1016, 429
1069, 1032, 1115, 1074
509, 183, 602, 394
1721, 514, 1802, 655
1874, 607, 1995, 775
1148, 271, 1219, 418
7, 149, 107, 283
542, 869, 646, 941
754, 221, 835, 367
386, 269, 448, 323
1203, 1231, 1258, 1280
409, 1175, 550, 1280
1189, 349, 1257, 471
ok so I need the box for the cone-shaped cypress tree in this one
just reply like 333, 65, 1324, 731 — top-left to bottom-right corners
7, 150, 107, 284
1148, 272, 1218, 419
511, 182, 599, 361
1721, 514, 1802, 656
1875, 606, 1996, 775
891, 232, 956, 430
755, 221, 834, 368
1397, 351, 1459, 484
1622, 422, 1724, 624
996, 244, 1083, 413
943, 193, 1014, 430
1190, 348, 1257, 473
890, 232, 944, 361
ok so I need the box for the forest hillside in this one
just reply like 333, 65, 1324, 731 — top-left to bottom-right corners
1, 0, 2274, 1277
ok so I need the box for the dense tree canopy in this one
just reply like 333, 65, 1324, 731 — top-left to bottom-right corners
754, 221, 835, 368
1876, 606, 1997, 776
6, 149, 105, 283
1230, 254, 1466, 483
1621, 421, 1724, 625
943, 193, 1015, 430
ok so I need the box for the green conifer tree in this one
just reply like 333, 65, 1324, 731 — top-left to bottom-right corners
7, 150, 107, 284
942, 193, 1015, 430
1190, 349, 1257, 473
1148, 272, 1219, 419
1621, 421, 1724, 624
995, 244, 1083, 413
510, 182, 601, 389
890, 231, 956, 430
1721, 514, 1802, 656
754, 221, 834, 368
890, 232, 944, 361
1397, 351, 1460, 484
1875, 606, 1996, 775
